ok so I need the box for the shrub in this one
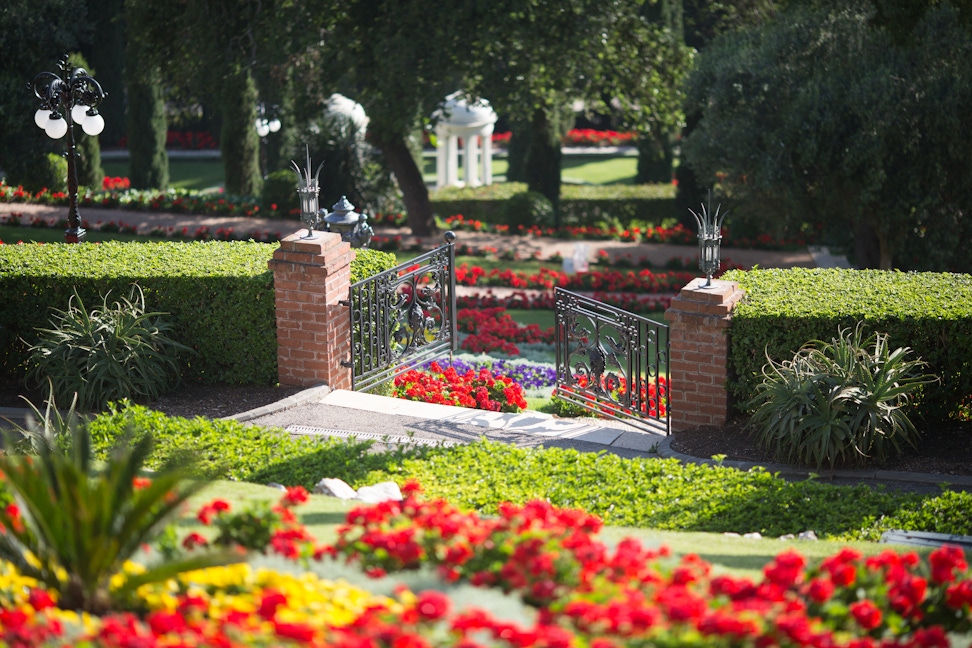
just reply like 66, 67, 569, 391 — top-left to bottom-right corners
0, 401, 236, 613
0, 241, 278, 387
87, 403, 435, 488
260, 169, 299, 215
350, 247, 398, 283
360, 440, 971, 541
430, 183, 676, 229
26, 286, 190, 411
725, 268, 972, 421
746, 325, 936, 469
502, 191, 555, 229
16, 153, 69, 194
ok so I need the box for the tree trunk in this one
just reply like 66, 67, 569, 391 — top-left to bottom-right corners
636, 132, 673, 184
524, 108, 562, 223
378, 134, 436, 237
877, 229, 893, 270
853, 218, 881, 269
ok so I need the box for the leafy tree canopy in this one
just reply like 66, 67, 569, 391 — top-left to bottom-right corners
683, 0, 972, 271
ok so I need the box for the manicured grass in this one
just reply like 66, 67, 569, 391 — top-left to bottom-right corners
561, 154, 639, 185
102, 158, 225, 191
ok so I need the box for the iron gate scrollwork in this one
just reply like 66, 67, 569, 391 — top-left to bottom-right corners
343, 232, 457, 392
554, 287, 670, 435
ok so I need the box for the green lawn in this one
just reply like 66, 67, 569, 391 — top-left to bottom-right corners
102, 158, 225, 191
0, 224, 148, 244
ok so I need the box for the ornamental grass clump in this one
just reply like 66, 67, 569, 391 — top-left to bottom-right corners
746, 325, 937, 469
26, 285, 190, 411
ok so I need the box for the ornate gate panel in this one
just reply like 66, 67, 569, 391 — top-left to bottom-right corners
343, 233, 457, 392
554, 288, 670, 435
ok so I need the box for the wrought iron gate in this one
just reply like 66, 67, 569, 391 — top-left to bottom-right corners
343, 232, 457, 392
554, 287, 670, 435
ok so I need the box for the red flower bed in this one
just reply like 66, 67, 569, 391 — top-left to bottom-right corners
2, 484, 970, 647
458, 307, 554, 356
393, 361, 528, 412
454, 262, 693, 294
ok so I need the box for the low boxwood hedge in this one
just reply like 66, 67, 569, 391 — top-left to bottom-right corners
724, 268, 972, 421
87, 405, 971, 542
0, 241, 400, 388
431, 183, 676, 228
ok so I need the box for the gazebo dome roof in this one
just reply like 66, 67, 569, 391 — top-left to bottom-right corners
325, 93, 369, 130
435, 92, 497, 129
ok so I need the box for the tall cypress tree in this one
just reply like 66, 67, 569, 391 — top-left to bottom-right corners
67, 52, 105, 189
220, 68, 262, 197
83, 0, 126, 147
125, 38, 168, 189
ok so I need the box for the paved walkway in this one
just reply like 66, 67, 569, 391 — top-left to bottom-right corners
231, 385, 971, 494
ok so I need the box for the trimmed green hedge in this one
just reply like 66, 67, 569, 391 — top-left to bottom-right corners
431, 183, 676, 228
0, 241, 278, 387
87, 406, 972, 541
724, 268, 972, 421
0, 241, 400, 388
88, 403, 431, 487
351, 247, 397, 284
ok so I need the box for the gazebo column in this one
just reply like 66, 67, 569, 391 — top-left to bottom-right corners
464, 131, 479, 187
481, 127, 493, 185
447, 134, 460, 187
435, 125, 448, 189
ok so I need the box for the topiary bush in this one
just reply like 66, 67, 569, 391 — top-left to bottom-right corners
502, 191, 555, 229
350, 247, 398, 283
260, 169, 299, 216
26, 285, 190, 411
16, 153, 69, 194
725, 268, 972, 421
745, 325, 936, 469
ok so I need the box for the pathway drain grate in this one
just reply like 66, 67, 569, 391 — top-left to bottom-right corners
286, 425, 457, 448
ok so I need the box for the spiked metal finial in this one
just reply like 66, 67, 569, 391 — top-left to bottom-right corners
292, 144, 325, 238
689, 196, 729, 287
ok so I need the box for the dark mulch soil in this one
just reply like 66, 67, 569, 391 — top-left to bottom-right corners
0, 383, 306, 421
670, 417, 972, 477
4, 384, 970, 477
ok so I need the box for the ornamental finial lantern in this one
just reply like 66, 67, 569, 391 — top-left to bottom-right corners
689, 198, 729, 288
322, 195, 374, 248
292, 144, 324, 238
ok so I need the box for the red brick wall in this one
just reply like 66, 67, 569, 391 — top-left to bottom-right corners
268, 231, 353, 389
665, 278, 745, 432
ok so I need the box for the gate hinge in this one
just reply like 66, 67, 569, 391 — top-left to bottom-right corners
341, 360, 353, 368
339, 299, 351, 307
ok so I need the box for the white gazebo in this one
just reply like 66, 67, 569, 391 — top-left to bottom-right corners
433, 92, 498, 189
324, 93, 369, 136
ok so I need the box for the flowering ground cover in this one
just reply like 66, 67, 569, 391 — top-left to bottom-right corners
393, 361, 529, 412
0, 480, 968, 647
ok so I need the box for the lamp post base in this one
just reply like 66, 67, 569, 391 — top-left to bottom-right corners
64, 226, 86, 244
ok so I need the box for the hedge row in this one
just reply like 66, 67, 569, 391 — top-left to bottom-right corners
724, 268, 972, 421
87, 405, 972, 541
430, 182, 677, 227
0, 242, 398, 388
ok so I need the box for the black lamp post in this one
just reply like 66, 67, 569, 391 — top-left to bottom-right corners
689, 198, 728, 287
31, 55, 106, 244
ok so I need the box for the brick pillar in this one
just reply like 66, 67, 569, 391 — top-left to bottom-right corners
664, 277, 745, 432
268, 231, 353, 389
